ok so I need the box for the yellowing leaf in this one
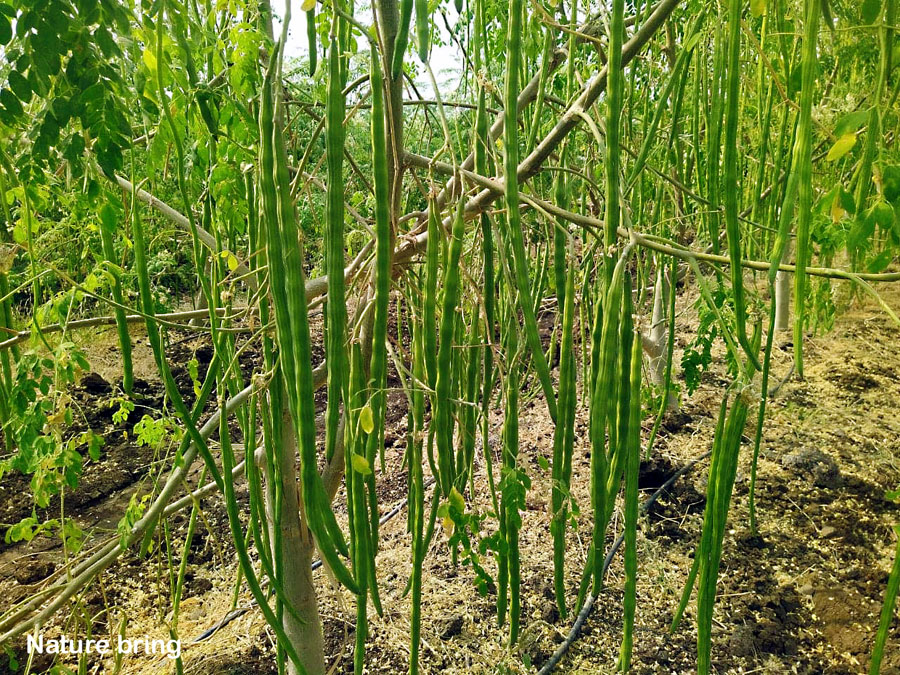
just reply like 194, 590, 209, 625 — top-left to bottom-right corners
12, 220, 26, 244
826, 133, 857, 162
442, 515, 454, 537
350, 453, 371, 475
750, 0, 766, 17
831, 192, 845, 223
448, 486, 465, 514
142, 48, 158, 73
359, 404, 374, 434
220, 250, 239, 271
300, 0, 316, 11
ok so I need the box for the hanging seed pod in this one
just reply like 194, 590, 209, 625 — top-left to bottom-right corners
723, 0, 761, 370
502, 0, 558, 423
416, 0, 429, 62
434, 198, 466, 495
393, 0, 414, 79
306, 7, 317, 76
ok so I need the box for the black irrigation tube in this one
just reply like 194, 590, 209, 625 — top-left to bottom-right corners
537, 448, 714, 675
187, 478, 438, 645
185, 447, 709, 667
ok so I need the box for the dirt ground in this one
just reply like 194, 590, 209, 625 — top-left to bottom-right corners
3, 280, 900, 674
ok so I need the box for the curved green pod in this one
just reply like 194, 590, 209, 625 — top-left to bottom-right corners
392, 0, 414, 79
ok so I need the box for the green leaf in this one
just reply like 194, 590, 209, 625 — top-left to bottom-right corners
0, 88, 22, 118
350, 453, 371, 475
838, 187, 856, 216
7, 70, 30, 102
99, 202, 118, 233
12, 220, 26, 244
862, 0, 882, 24
826, 133, 856, 161
871, 201, 894, 230
850, 213, 877, 251
834, 110, 870, 138
536, 455, 549, 471
883, 165, 900, 203
867, 249, 893, 273
0, 14, 9, 44
142, 47, 157, 73
750, 0, 766, 17
79, 82, 105, 107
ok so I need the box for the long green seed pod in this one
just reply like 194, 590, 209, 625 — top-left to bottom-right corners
457, 308, 481, 492
392, 0, 414, 79
499, 297, 522, 644
618, 297, 643, 672
434, 198, 465, 495
696, 391, 750, 674
473, 0, 497, 513
324, 36, 349, 464
604, 274, 634, 529
259, 51, 357, 593
671, 398, 728, 633
423, 202, 440, 390
218, 393, 308, 674
550, 239, 576, 619
306, 8, 317, 76
502, 0, 557, 423
128, 174, 224, 497
723, 0, 761, 370
589, 248, 631, 594
604, 0, 624, 251
98, 203, 133, 394
348, 344, 370, 675
367, 43, 392, 489
792, 0, 819, 377
409, 293, 426, 675
415, 0, 429, 62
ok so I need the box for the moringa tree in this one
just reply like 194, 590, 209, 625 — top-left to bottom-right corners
0, 0, 900, 673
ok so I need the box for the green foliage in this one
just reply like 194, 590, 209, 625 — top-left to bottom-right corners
681, 288, 738, 394
133, 414, 183, 450
117, 492, 152, 551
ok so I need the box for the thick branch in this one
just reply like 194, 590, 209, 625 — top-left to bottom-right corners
405, 152, 900, 283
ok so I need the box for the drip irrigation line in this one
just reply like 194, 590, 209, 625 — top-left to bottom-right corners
187, 478, 438, 646
537, 448, 714, 675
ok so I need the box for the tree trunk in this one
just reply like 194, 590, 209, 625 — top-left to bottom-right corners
647, 267, 677, 411
271, 402, 326, 675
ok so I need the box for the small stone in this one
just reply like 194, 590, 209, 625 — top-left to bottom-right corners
819, 525, 838, 538
189, 577, 214, 595
540, 600, 559, 624
79, 371, 112, 395
728, 623, 757, 657
798, 583, 814, 595
438, 614, 464, 639
781, 448, 842, 489
15, 559, 55, 585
